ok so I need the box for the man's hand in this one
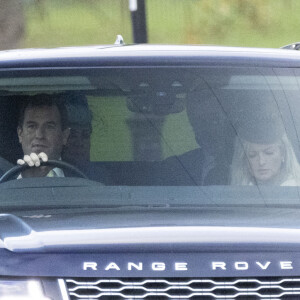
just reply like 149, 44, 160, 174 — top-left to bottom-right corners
17, 152, 48, 167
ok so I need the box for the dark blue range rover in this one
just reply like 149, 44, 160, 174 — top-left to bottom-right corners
1, 42, 300, 299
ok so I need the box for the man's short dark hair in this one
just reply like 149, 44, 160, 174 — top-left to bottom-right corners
18, 94, 69, 130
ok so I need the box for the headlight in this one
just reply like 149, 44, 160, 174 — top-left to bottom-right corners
0, 279, 50, 300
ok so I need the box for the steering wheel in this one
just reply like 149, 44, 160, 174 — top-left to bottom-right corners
0, 160, 87, 183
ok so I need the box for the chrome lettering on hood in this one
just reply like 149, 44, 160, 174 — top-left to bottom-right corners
83, 262, 188, 271
83, 261, 293, 271
212, 261, 293, 270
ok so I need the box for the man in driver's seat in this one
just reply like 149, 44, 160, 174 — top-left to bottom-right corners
17, 95, 70, 178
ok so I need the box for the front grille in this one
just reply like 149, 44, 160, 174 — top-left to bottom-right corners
63, 277, 300, 299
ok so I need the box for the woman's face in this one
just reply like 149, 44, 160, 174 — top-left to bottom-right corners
246, 142, 284, 183
63, 125, 91, 164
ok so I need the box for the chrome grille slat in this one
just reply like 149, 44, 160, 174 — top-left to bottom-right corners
68, 291, 300, 299
68, 284, 300, 292
64, 277, 300, 299
66, 278, 300, 285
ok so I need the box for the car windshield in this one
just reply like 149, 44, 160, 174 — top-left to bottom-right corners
1, 66, 300, 211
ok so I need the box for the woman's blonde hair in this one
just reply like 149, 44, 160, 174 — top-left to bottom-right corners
230, 133, 300, 185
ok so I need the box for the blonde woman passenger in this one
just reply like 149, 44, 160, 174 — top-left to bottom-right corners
231, 117, 300, 186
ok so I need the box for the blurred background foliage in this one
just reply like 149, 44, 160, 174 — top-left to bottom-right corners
3, 0, 296, 49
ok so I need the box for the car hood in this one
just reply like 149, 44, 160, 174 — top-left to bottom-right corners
1, 207, 300, 253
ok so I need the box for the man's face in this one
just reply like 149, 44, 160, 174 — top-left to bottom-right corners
187, 96, 230, 156
17, 105, 70, 160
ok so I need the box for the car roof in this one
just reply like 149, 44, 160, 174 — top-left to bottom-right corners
1, 44, 300, 69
